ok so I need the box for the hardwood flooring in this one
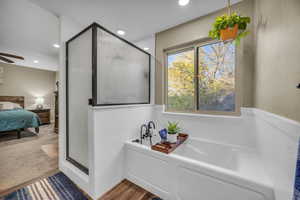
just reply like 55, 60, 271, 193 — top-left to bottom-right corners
99, 180, 159, 200
0, 124, 58, 194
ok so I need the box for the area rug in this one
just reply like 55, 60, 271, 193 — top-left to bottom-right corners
3, 172, 87, 200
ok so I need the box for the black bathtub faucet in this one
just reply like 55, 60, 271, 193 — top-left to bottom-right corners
140, 121, 156, 146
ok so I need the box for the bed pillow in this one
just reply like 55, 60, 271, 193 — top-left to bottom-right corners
0, 102, 22, 110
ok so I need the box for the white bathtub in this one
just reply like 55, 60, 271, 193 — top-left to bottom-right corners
124, 138, 275, 200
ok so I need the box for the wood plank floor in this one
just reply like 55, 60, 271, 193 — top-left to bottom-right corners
0, 171, 159, 200
99, 180, 159, 200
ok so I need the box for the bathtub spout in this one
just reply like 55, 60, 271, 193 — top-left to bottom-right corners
140, 124, 147, 144
147, 121, 156, 146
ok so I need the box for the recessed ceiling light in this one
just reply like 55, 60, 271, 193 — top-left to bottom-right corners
117, 30, 126, 36
33, 60, 39, 64
53, 44, 60, 48
143, 47, 150, 51
178, 0, 190, 6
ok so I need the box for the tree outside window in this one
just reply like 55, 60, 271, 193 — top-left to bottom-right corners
166, 41, 236, 114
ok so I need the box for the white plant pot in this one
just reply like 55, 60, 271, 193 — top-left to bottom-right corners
168, 133, 178, 143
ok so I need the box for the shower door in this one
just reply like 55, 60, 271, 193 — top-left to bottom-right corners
65, 23, 151, 174
66, 27, 92, 174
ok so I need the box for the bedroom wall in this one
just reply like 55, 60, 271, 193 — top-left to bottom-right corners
0, 62, 56, 121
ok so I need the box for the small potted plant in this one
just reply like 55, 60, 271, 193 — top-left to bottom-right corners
209, 12, 251, 43
167, 121, 181, 143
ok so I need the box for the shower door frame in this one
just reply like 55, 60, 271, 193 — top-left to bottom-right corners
91, 23, 151, 106
66, 23, 151, 174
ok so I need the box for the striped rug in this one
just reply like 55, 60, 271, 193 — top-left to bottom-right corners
3, 172, 87, 200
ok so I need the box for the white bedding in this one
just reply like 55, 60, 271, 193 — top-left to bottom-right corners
0, 101, 22, 110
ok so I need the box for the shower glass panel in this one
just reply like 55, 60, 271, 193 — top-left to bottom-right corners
66, 28, 92, 174
66, 23, 150, 174
96, 27, 150, 105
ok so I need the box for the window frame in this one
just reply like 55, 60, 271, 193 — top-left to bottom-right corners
164, 38, 241, 116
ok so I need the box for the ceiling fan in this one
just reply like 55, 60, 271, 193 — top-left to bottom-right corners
0, 52, 24, 63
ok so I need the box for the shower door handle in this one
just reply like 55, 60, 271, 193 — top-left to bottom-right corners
88, 98, 93, 105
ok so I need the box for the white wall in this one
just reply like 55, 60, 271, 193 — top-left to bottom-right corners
154, 106, 258, 150
89, 105, 154, 198
252, 109, 299, 200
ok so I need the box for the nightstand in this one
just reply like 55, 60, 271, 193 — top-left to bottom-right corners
29, 109, 51, 125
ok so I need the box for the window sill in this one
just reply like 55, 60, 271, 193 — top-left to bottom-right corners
162, 111, 241, 119
160, 106, 241, 119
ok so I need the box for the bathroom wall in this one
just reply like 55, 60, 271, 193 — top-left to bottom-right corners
252, 109, 300, 200
154, 106, 300, 200
251, 1, 300, 197
87, 36, 157, 199
87, 104, 299, 200
155, 0, 300, 124
253, 0, 300, 122
89, 105, 154, 198
154, 106, 257, 150
155, 0, 255, 107
57, 1, 300, 200
91, 105, 299, 200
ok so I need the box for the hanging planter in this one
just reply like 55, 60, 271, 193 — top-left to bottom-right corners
220, 23, 238, 41
209, 0, 251, 44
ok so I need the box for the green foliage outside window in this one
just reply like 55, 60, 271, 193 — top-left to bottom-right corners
167, 41, 236, 112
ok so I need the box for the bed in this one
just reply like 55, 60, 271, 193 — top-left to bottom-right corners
0, 96, 40, 139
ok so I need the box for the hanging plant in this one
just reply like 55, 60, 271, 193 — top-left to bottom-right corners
209, 0, 251, 44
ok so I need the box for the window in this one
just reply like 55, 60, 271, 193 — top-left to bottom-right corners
166, 40, 238, 115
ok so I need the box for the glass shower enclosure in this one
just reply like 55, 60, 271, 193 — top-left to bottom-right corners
66, 23, 151, 173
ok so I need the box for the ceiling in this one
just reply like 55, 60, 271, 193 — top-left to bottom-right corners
0, 0, 241, 70
29, 0, 241, 42
0, 0, 59, 70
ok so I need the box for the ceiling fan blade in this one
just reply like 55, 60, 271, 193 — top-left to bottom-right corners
0, 56, 14, 63
0, 53, 24, 60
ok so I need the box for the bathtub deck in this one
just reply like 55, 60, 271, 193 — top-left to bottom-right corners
99, 179, 159, 200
